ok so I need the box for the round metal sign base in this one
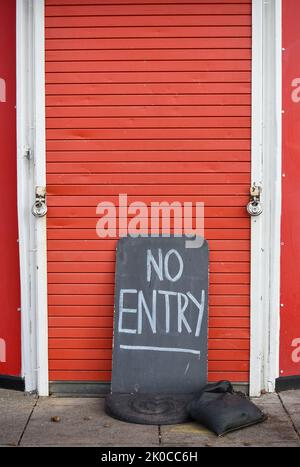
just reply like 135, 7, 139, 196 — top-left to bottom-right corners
105, 393, 195, 425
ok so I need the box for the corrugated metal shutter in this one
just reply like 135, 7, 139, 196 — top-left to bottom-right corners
45, 0, 251, 383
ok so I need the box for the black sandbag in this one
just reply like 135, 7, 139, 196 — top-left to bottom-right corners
187, 380, 267, 436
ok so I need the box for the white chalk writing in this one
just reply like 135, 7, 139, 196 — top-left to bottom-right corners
118, 248, 206, 344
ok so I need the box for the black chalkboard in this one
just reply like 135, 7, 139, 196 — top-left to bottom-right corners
111, 236, 209, 394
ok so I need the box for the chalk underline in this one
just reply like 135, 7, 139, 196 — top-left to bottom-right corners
120, 345, 200, 355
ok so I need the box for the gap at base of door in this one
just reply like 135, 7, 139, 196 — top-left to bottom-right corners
275, 376, 300, 392
49, 381, 249, 397
0, 375, 25, 391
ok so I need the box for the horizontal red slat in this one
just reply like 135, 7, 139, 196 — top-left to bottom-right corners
48, 337, 249, 351
47, 111, 251, 127
49, 305, 114, 316
209, 339, 249, 350
47, 228, 250, 240
47, 161, 250, 173
46, 107, 251, 120
46, 71, 251, 85
47, 305, 249, 318
48, 307, 249, 330
47, 128, 250, 140
47, 218, 250, 229
50, 359, 104, 371
47, 295, 249, 307
49, 328, 113, 338
47, 207, 248, 217
49, 349, 113, 360
47, 196, 250, 208
45, 4, 251, 17
47, 261, 250, 274
46, 49, 251, 62
47, 185, 249, 197
47, 262, 116, 273
46, 61, 251, 74
47, 250, 250, 262
46, 117, 250, 130
49, 316, 113, 327
208, 306, 249, 317
46, 152, 250, 164
48, 284, 116, 294
208, 361, 249, 371
47, 141, 251, 152
46, 173, 250, 186
49, 338, 113, 349
47, 295, 249, 306
45, 26, 251, 40
47, 239, 249, 252
46, 95, 251, 108
46, 83, 251, 96
49, 371, 111, 381
47, 326, 249, 340
49, 359, 112, 370
209, 296, 249, 306
208, 372, 249, 382
46, 0, 250, 5
213, 263, 250, 274
209, 317, 249, 328
209, 327, 249, 339
49, 213, 248, 224
211, 274, 249, 285
45, 38, 251, 52
208, 350, 249, 361
48, 283, 249, 295
45, 15, 251, 29
48, 272, 249, 285
48, 348, 249, 362
49, 359, 250, 375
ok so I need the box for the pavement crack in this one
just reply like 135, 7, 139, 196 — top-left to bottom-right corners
17, 396, 39, 446
278, 393, 300, 443
158, 425, 162, 446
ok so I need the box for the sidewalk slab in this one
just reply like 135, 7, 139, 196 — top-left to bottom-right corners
0, 389, 36, 446
160, 393, 300, 447
1, 389, 300, 447
20, 397, 159, 447
279, 390, 300, 438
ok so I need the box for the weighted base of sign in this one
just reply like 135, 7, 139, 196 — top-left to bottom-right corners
105, 393, 195, 425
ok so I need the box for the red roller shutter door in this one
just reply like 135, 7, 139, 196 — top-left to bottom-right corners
45, 0, 251, 384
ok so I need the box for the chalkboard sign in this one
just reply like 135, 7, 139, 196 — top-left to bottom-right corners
111, 236, 209, 394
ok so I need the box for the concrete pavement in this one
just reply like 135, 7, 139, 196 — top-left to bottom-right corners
0, 389, 299, 447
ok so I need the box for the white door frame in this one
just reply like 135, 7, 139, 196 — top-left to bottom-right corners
16, 0, 281, 396
250, 0, 282, 396
16, 0, 48, 396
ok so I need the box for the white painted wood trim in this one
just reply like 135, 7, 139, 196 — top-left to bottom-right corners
250, 0, 264, 397
250, 0, 281, 396
16, 0, 48, 395
33, 0, 48, 396
16, 0, 37, 393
